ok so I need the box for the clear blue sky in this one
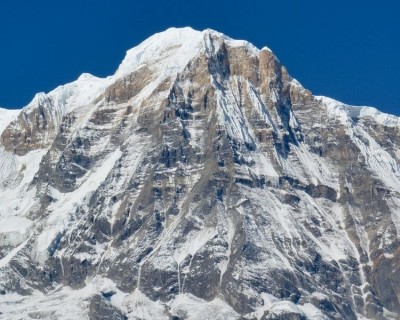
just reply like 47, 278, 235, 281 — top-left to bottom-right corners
1, 0, 399, 115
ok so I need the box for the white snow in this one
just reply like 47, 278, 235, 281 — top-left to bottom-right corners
317, 96, 400, 127
0, 27, 398, 320
214, 78, 256, 145
0, 107, 20, 134
34, 148, 122, 261
0, 216, 33, 249
116, 27, 262, 79
22, 72, 112, 129
116, 288, 168, 319
0, 237, 30, 268
4, 27, 273, 129
0, 149, 46, 214
169, 293, 239, 320
173, 227, 215, 265
249, 292, 329, 320
0, 285, 93, 319
299, 303, 328, 319
115, 27, 204, 78
0, 148, 46, 259
0, 279, 242, 320
0, 216, 33, 234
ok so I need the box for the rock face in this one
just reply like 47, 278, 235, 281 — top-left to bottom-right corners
1, 27, 400, 319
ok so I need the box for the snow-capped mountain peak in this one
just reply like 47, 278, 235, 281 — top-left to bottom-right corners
1, 27, 400, 320
115, 27, 205, 77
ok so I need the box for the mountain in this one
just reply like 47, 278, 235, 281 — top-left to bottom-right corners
1, 27, 400, 320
